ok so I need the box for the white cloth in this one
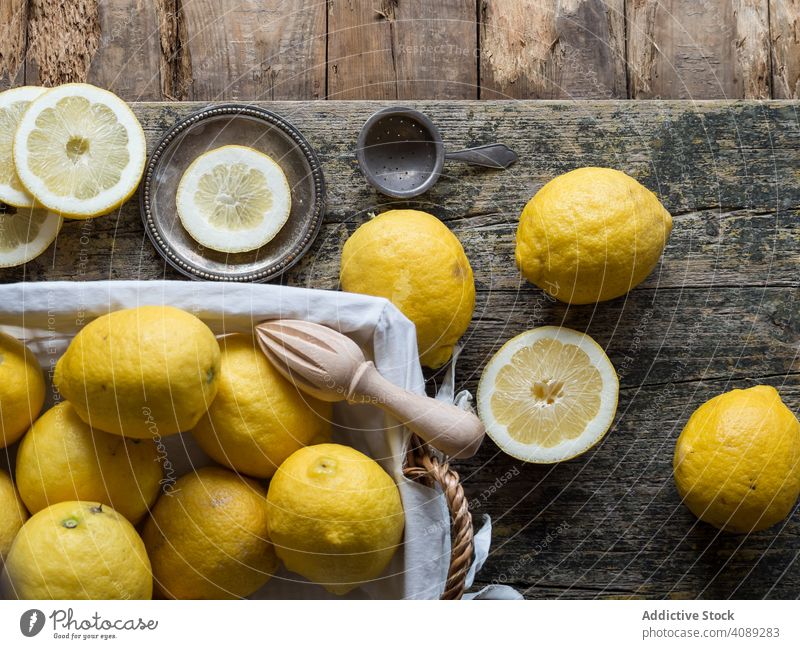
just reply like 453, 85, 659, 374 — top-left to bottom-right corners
0, 280, 493, 599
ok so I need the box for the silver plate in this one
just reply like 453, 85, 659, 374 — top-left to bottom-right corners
140, 104, 326, 282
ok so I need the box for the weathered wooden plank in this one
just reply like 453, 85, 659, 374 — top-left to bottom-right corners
25, 0, 163, 99
770, 0, 800, 98
627, 0, 771, 99
480, 0, 626, 99
25, 0, 101, 86
86, 0, 163, 100
2, 100, 798, 598
180, 0, 326, 100
327, 0, 477, 99
0, 0, 27, 89
464, 373, 800, 598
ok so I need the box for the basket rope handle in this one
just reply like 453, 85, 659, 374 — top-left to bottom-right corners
404, 436, 474, 600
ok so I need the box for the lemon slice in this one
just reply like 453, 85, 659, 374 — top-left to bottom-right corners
477, 326, 618, 463
0, 205, 63, 268
176, 145, 291, 253
13, 83, 146, 219
0, 86, 47, 208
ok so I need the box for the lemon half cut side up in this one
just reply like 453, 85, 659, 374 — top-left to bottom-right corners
477, 326, 619, 463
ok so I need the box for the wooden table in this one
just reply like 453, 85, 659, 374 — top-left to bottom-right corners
1, 1, 800, 102
2, 99, 798, 598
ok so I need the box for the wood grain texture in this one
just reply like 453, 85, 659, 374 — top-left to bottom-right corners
0, 0, 27, 89
86, 0, 163, 100
627, 0, 771, 99
770, 0, 800, 98
180, 0, 326, 100
480, 0, 626, 99
25, 0, 101, 86
1, 100, 799, 597
327, 0, 478, 99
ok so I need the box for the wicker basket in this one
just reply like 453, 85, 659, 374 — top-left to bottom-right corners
404, 436, 474, 600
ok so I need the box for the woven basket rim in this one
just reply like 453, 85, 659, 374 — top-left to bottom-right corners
403, 435, 474, 600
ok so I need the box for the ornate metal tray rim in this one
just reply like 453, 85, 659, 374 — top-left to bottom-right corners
139, 103, 326, 283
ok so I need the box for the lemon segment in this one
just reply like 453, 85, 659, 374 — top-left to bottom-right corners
0, 86, 47, 207
176, 145, 291, 253
12, 83, 146, 218
0, 205, 63, 268
477, 326, 619, 463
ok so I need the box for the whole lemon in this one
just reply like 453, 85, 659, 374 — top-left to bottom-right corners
266, 443, 405, 595
674, 385, 800, 533
0, 469, 27, 565
143, 466, 278, 599
3, 500, 152, 599
340, 209, 475, 368
0, 332, 45, 448
54, 305, 221, 438
516, 167, 672, 304
16, 402, 162, 523
192, 334, 331, 478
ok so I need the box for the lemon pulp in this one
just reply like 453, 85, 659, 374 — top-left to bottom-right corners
477, 326, 618, 463
491, 338, 603, 447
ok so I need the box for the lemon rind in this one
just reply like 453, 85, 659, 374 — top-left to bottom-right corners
0, 208, 63, 268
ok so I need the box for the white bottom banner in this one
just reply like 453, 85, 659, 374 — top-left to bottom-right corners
0, 600, 798, 648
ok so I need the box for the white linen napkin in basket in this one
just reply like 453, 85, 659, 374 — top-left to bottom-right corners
0, 280, 493, 600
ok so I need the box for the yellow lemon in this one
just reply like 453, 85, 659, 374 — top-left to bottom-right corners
516, 167, 672, 304
0, 331, 45, 448
0, 469, 27, 565
674, 386, 800, 533
192, 334, 331, 478
176, 145, 291, 253
54, 305, 221, 439
143, 466, 278, 599
13, 83, 147, 219
340, 209, 475, 369
266, 443, 404, 595
0, 86, 47, 208
477, 327, 618, 463
3, 500, 152, 599
16, 402, 162, 523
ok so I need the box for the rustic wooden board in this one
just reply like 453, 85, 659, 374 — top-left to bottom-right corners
1, 100, 798, 598
0, 0, 27, 89
328, 0, 478, 99
480, 0, 626, 99
3, 1, 798, 101
627, 0, 771, 99
180, 0, 327, 101
770, 0, 800, 98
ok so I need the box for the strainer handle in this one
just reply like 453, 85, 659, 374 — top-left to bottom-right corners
445, 144, 518, 169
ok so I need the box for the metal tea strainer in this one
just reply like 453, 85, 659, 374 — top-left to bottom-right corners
356, 106, 518, 199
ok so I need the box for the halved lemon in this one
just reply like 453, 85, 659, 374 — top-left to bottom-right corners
0, 86, 47, 208
176, 145, 291, 253
0, 205, 63, 268
13, 83, 146, 219
477, 326, 618, 463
